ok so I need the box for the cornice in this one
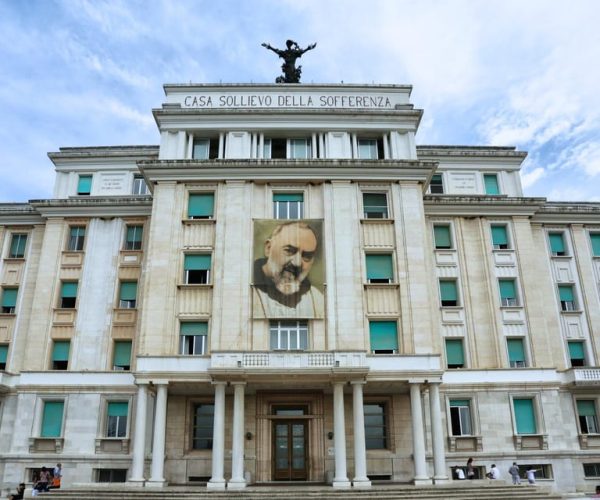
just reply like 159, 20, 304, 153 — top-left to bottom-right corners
423, 195, 546, 217
29, 196, 153, 218
48, 146, 159, 168
163, 82, 414, 93
532, 202, 600, 224
0, 204, 44, 225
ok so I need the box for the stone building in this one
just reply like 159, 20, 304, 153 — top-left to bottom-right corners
0, 82, 599, 494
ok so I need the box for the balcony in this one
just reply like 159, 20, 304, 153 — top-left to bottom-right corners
564, 367, 600, 385
210, 351, 367, 372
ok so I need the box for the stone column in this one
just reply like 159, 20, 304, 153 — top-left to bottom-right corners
207, 382, 227, 490
351, 381, 371, 488
332, 382, 351, 488
129, 382, 148, 484
429, 383, 449, 483
148, 382, 168, 486
410, 383, 431, 485
228, 382, 247, 489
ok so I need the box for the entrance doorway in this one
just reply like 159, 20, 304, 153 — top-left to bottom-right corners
272, 419, 308, 480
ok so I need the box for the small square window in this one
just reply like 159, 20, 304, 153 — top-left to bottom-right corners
124, 225, 143, 250
362, 193, 388, 219
577, 400, 598, 434
180, 322, 208, 355
118, 281, 137, 309
507, 338, 527, 368
0, 344, 8, 370
273, 193, 304, 219
366, 254, 394, 284
96, 469, 127, 483
583, 463, 600, 478
369, 321, 398, 354
113, 341, 132, 370
187, 193, 214, 219
439, 279, 459, 307
549, 232, 567, 256
106, 402, 128, 438
513, 398, 537, 434
1, 288, 18, 314
51, 340, 70, 370
41, 401, 64, 437
357, 138, 384, 159
184, 254, 211, 284
60, 282, 78, 309
269, 320, 308, 350
263, 138, 286, 159
490, 225, 509, 250
9, 233, 27, 258
483, 174, 500, 195
433, 225, 452, 249
449, 399, 472, 436
289, 138, 311, 159
193, 138, 219, 160
445, 338, 465, 368
568, 341, 586, 367
132, 175, 149, 195
499, 279, 518, 307
430, 174, 444, 194
68, 226, 86, 251
590, 233, 600, 257
558, 284, 576, 311
77, 175, 92, 195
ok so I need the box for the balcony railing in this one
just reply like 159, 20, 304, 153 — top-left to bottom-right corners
565, 368, 600, 385
210, 351, 366, 370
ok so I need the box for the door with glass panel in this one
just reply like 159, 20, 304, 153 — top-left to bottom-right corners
272, 417, 308, 480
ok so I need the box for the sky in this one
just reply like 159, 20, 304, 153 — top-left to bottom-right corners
0, 0, 599, 202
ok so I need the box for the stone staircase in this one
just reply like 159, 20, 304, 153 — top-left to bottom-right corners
36, 483, 567, 500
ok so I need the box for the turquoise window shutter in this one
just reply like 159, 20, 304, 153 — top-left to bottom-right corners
559, 285, 574, 301
434, 225, 451, 248
483, 174, 499, 194
180, 322, 208, 335
0, 344, 7, 364
499, 280, 516, 299
445, 339, 464, 365
126, 226, 143, 243
273, 193, 303, 202
10, 234, 27, 257
113, 341, 132, 366
77, 175, 92, 194
369, 321, 398, 351
513, 398, 537, 434
188, 193, 214, 218
184, 255, 211, 270
577, 400, 597, 417
491, 226, 508, 246
61, 282, 78, 298
107, 402, 129, 417
2, 288, 17, 308
52, 341, 70, 361
366, 255, 393, 280
568, 341, 585, 360
450, 399, 470, 407
193, 139, 210, 159
41, 401, 64, 437
440, 281, 458, 301
549, 233, 565, 254
120, 282, 137, 301
507, 338, 525, 362
591, 234, 600, 256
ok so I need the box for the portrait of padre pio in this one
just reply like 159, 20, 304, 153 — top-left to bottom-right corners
252, 219, 324, 318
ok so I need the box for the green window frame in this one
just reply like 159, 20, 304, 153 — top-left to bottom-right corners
483, 173, 500, 195
513, 398, 537, 434
449, 399, 472, 436
9, 233, 27, 258
366, 254, 394, 283
439, 279, 458, 307
113, 341, 132, 370
369, 321, 398, 354
124, 225, 143, 250
118, 282, 138, 309
187, 193, 214, 219
52, 340, 70, 370
433, 224, 452, 249
192, 403, 215, 449
549, 232, 566, 256
273, 193, 304, 219
568, 341, 586, 367
507, 338, 527, 368
445, 338, 465, 368
430, 174, 444, 194
41, 401, 64, 438
106, 402, 128, 438
364, 402, 388, 449
591, 233, 600, 257
499, 279, 518, 307
577, 400, 599, 434
362, 193, 388, 219
558, 284, 576, 311
0, 344, 8, 370
60, 282, 78, 308
77, 174, 92, 195
184, 254, 211, 284
68, 226, 86, 251
491, 225, 509, 249
180, 322, 208, 355
1, 288, 18, 314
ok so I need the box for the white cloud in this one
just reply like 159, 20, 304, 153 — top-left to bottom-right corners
520, 167, 545, 190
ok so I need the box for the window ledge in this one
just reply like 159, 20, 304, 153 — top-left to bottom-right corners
360, 218, 394, 224
95, 437, 130, 454
3, 257, 25, 262
29, 437, 64, 453
363, 283, 399, 289
182, 218, 216, 225
178, 284, 213, 289
560, 309, 583, 315
550, 255, 572, 260
579, 433, 600, 449
0, 313, 16, 317
513, 434, 548, 450
499, 305, 523, 310
448, 435, 483, 452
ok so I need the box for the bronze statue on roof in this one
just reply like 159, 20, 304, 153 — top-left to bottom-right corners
262, 39, 317, 83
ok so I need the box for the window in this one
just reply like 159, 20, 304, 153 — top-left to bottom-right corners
568, 341, 586, 367
362, 193, 388, 219
445, 338, 465, 368
483, 174, 500, 195
68, 226, 86, 251
499, 279, 518, 307
513, 398, 537, 434
591, 233, 600, 257
60, 282, 78, 308
491, 225, 509, 250
192, 138, 218, 159
558, 284, 576, 311
51, 340, 70, 370
549, 232, 567, 256
96, 469, 127, 483
430, 174, 444, 194
357, 138, 383, 159
180, 322, 208, 355
113, 341, 132, 371
449, 399, 472, 435
433, 224, 452, 249
192, 403, 214, 449
369, 321, 398, 354
40, 401, 64, 437
132, 175, 149, 195
118, 281, 137, 309
366, 254, 394, 283
273, 193, 304, 219
124, 225, 143, 250
577, 400, 598, 434
439, 279, 459, 307
507, 338, 527, 368
77, 174, 92, 195
187, 193, 214, 219
0, 344, 7, 370
9, 233, 27, 258
517, 464, 553, 480
263, 138, 286, 159
269, 320, 308, 350
364, 402, 388, 449
289, 138, 311, 159
106, 402, 128, 438
584, 463, 600, 478
184, 254, 211, 284
1, 288, 17, 314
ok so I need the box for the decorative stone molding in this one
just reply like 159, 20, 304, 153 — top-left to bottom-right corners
448, 435, 483, 452
513, 434, 548, 450
53, 309, 76, 326
579, 434, 600, 449
95, 437, 130, 454
29, 437, 64, 453
113, 309, 137, 326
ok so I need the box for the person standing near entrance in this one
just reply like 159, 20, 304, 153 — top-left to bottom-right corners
509, 462, 521, 485
466, 457, 476, 479
526, 466, 539, 485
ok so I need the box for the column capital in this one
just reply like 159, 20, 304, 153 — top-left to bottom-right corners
211, 380, 228, 387
134, 380, 150, 387
230, 381, 247, 387
350, 380, 366, 386
151, 380, 169, 387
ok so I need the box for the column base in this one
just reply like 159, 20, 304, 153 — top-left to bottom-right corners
146, 480, 167, 488
352, 478, 371, 488
207, 479, 226, 490
413, 477, 433, 486
127, 478, 145, 487
433, 476, 451, 484
332, 479, 352, 488
227, 479, 247, 490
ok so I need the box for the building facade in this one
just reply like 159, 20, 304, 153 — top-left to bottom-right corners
0, 83, 599, 494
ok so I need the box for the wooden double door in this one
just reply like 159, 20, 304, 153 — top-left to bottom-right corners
272, 419, 308, 480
